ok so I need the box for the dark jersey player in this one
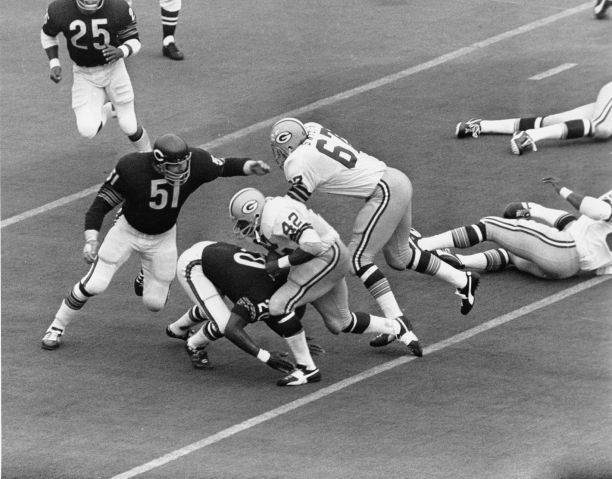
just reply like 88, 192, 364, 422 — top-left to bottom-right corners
41, 134, 271, 350
41, 0, 151, 151
167, 240, 320, 385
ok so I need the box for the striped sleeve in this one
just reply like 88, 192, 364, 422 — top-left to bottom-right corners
286, 181, 311, 203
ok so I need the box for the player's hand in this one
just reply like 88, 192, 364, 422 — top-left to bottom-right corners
83, 239, 100, 264
265, 351, 295, 373
265, 251, 284, 279
102, 45, 123, 63
247, 160, 271, 176
306, 337, 326, 356
541, 176, 562, 192
49, 66, 62, 83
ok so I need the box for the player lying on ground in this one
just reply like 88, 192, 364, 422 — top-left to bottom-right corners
455, 82, 612, 156
417, 178, 612, 279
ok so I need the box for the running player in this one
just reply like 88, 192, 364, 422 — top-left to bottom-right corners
41, 134, 270, 350
269, 118, 480, 348
41, 0, 151, 151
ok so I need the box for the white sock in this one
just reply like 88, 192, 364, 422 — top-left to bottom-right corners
418, 231, 454, 251
186, 328, 211, 349
285, 330, 316, 370
480, 118, 519, 134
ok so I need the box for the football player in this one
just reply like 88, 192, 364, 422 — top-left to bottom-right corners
269, 118, 480, 349
41, 134, 270, 350
41, 0, 151, 151
126, 0, 184, 60
417, 178, 612, 279
227, 188, 423, 385
455, 82, 612, 155
166, 241, 318, 385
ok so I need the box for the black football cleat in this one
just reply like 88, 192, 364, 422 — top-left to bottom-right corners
185, 344, 211, 369
162, 42, 184, 61
133, 270, 144, 297
456, 271, 480, 315
435, 249, 465, 270
594, 0, 611, 18
503, 202, 532, 219
277, 365, 321, 386
166, 325, 191, 341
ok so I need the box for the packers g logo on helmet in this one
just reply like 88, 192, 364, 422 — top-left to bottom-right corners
274, 131, 293, 144
241, 199, 260, 215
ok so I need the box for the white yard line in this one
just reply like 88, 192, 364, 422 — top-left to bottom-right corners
110, 275, 611, 479
529, 63, 577, 80
0, 2, 591, 230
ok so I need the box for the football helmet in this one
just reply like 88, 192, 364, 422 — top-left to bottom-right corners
229, 187, 266, 239
75, 0, 104, 13
152, 134, 192, 186
270, 118, 307, 168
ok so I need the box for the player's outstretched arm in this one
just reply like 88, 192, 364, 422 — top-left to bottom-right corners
542, 177, 612, 221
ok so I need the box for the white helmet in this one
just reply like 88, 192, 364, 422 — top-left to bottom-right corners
229, 187, 266, 239
270, 118, 307, 168
75, 0, 105, 13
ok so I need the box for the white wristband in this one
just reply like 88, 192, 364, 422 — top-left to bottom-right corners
256, 349, 271, 363
84, 229, 98, 242
559, 187, 572, 200
278, 256, 291, 269
49, 58, 60, 69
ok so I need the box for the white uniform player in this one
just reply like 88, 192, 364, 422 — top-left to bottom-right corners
229, 188, 423, 384
456, 82, 612, 155
269, 118, 480, 348
418, 179, 612, 279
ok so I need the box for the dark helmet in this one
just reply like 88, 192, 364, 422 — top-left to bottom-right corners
152, 134, 192, 186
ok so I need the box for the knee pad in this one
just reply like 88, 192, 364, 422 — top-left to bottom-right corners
593, 123, 612, 139
76, 119, 101, 139
143, 293, 167, 312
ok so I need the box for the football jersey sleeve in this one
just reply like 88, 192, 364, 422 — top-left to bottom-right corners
284, 148, 324, 202
42, 4, 62, 37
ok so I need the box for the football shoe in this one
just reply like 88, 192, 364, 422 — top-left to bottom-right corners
41, 327, 64, 350
395, 316, 423, 357
594, 0, 611, 18
435, 249, 465, 270
162, 42, 184, 60
510, 131, 537, 155
133, 270, 144, 297
277, 365, 322, 386
166, 325, 192, 341
185, 344, 211, 369
455, 119, 482, 138
503, 202, 532, 219
456, 271, 480, 315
